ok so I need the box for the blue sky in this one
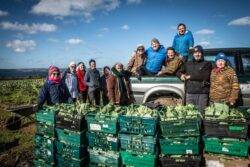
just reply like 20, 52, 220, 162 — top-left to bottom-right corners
0, 0, 250, 69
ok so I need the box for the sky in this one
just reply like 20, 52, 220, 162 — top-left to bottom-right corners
0, 0, 250, 69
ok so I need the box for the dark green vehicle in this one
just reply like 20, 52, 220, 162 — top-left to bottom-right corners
130, 48, 250, 107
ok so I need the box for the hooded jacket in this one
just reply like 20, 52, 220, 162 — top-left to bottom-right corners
161, 55, 183, 75
127, 52, 147, 75
63, 69, 78, 98
177, 55, 212, 94
76, 69, 88, 92
107, 67, 134, 105
172, 31, 194, 57
145, 45, 166, 74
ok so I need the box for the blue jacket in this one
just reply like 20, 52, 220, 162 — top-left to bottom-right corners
145, 45, 166, 74
172, 31, 194, 57
38, 80, 71, 108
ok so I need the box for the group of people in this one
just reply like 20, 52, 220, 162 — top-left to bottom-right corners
38, 23, 240, 114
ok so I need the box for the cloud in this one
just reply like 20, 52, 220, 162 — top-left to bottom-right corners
198, 41, 211, 47
121, 24, 130, 30
31, 0, 120, 22
0, 21, 57, 34
127, 0, 142, 4
101, 27, 109, 32
0, 10, 8, 16
48, 38, 59, 43
6, 40, 36, 53
228, 16, 250, 26
66, 38, 83, 45
196, 29, 215, 35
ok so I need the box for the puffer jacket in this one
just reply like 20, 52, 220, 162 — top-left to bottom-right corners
172, 31, 194, 57
63, 70, 78, 98
127, 53, 147, 75
145, 45, 166, 74
210, 66, 240, 104
107, 67, 134, 105
38, 80, 71, 108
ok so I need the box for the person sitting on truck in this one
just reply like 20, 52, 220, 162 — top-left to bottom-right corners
157, 47, 183, 76
76, 62, 88, 102
38, 66, 71, 109
100, 66, 111, 105
172, 23, 194, 62
85, 59, 101, 106
143, 38, 166, 75
177, 45, 212, 114
210, 52, 240, 106
62, 62, 78, 102
107, 63, 134, 105
127, 44, 147, 76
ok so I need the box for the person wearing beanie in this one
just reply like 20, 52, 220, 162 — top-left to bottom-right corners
172, 23, 194, 62
157, 47, 183, 76
85, 59, 101, 106
100, 66, 111, 105
76, 62, 88, 102
210, 52, 240, 106
177, 45, 212, 114
127, 44, 147, 76
62, 62, 78, 102
38, 66, 71, 109
107, 63, 134, 105
144, 38, 166, 75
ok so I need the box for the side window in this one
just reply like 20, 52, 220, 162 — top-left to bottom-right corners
241, 54, 250, 73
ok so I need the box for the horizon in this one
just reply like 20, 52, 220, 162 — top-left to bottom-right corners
0, 0, 250, 69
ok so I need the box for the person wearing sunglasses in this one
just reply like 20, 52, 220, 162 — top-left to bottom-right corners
38, 66, 71, 109
62, 61, 78, 102
127, 44, 147, 77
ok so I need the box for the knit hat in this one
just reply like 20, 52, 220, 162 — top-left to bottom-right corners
193, 45, 204, 55
48, 66, 60, 76
69, 61, 76, 67
136, 44, 145, 51
215, 52, 228, 62
151, 38, 160, 44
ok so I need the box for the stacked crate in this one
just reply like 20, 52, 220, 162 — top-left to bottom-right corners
204, 104, 250, 157
55, 104, 88, 167
86, 106, 120, 167
159, 105, 202, 167
118, 105, 158, 167
34, 106, 57, 167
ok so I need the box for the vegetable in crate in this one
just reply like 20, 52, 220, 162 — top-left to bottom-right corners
159, 104, 200, 121
124, 104, 158, 118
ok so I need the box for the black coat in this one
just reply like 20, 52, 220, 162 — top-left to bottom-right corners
177, 59, 212, 94
38, 80, 71, 108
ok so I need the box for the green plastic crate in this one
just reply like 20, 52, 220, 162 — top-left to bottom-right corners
36, 107, 58, 125
160, 119, 200, 137
33, 159, 55, 167
204, 137, 250, 157
160, 137, 199, 155
88, 132, 119, 151
34, 148, 54, 164
119, 115, 158, 136
56, 128, 87, 146
34, 135, 54, 151
57, 155, 87, 167
120, 151, 156, 167
36, 122, 55, 138
56, 141, 87, 159
86, 113, 118, 134
89, 149, 120, 167
119, 134, 157, 154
